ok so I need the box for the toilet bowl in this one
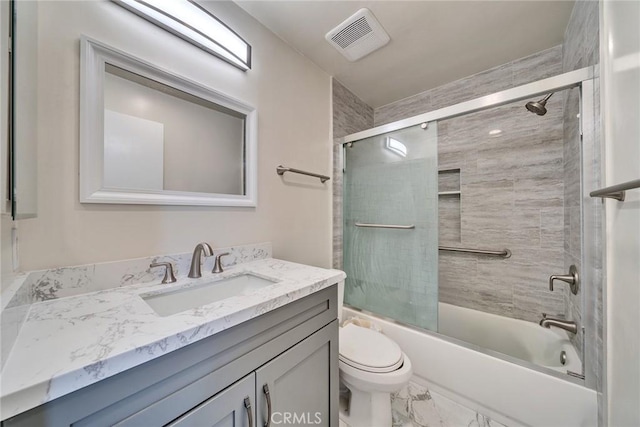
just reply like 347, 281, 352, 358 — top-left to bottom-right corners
336, 281, 413, 427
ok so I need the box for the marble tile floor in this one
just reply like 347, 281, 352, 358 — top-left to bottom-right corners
391, 382, 508, 427
339, 381, 508, 427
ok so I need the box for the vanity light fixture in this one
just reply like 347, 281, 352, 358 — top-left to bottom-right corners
112, 0, 251, 70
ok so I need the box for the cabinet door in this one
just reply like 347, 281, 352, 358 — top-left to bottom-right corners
256, 321, 338, 427
166, 373, 255, 427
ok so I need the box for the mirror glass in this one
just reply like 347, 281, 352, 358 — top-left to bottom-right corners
103, 65, 245, 195
81, 37, 257, 206
11, 0, 38, 219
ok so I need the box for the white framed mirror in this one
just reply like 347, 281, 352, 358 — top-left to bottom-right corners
80, 36, 257, 206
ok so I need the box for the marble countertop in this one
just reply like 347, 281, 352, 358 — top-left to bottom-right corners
0, 258, 345, 421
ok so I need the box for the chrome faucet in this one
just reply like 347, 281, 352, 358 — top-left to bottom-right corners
188, 242, 213, 278
539, 313, 578, 334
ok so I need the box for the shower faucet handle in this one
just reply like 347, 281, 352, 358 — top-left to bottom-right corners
549, 265, 580, 295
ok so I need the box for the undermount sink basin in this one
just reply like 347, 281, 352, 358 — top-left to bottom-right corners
142, 273, 278, 316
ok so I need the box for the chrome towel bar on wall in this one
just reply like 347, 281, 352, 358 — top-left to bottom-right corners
276, 165, 330, 183
590, 178, 640, 201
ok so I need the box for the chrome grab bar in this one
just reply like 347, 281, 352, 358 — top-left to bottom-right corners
439, 246, 512, 258
355, 223, 415, 229
276, 165, 330, 183
590, 178, 640, 201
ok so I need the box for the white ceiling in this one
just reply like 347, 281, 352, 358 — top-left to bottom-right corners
235, 1, 575, 108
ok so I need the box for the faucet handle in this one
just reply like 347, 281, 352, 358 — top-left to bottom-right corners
150, 262, 177, 284
212, 252, 230, 274
548, 265, 580, 295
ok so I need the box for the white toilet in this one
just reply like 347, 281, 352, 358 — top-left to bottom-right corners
337, 281, 413, 427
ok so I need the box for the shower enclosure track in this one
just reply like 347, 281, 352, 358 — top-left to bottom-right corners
339, 66, 593, 144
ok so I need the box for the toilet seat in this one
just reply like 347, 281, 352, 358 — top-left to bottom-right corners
339, 324, 404, 373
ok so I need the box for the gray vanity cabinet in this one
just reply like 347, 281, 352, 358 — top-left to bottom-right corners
2, 285, 339, 427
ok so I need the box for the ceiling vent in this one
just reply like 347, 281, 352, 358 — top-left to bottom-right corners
325, 9, 390, 62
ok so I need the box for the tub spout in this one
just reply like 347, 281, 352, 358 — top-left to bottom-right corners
539, 313, 578, 334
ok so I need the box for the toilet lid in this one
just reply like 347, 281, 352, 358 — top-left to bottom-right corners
339, 324, 404, 373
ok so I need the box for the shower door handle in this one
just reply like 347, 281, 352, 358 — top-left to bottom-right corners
355, 222, 415, 229
549, 265, 579, 295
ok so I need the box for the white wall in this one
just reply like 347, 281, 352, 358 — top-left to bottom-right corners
16, 1, 333, 271
601, 0, 640, 425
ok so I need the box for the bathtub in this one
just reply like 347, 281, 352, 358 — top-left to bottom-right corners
342, 305, 597, 426
438, 302, 582, 374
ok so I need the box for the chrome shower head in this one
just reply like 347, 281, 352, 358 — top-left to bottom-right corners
525, 93, 554, 116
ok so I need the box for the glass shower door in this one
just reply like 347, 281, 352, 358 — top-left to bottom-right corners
343, 123, 439, 331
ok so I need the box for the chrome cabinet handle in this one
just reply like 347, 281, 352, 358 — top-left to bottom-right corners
263, 384, 272, 427
244, 396, 253, 427
549, 264, 580, 295
212, 252, 230, 274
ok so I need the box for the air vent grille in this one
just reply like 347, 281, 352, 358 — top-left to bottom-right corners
325, 9, 390, 62
331, 16, 373, 49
